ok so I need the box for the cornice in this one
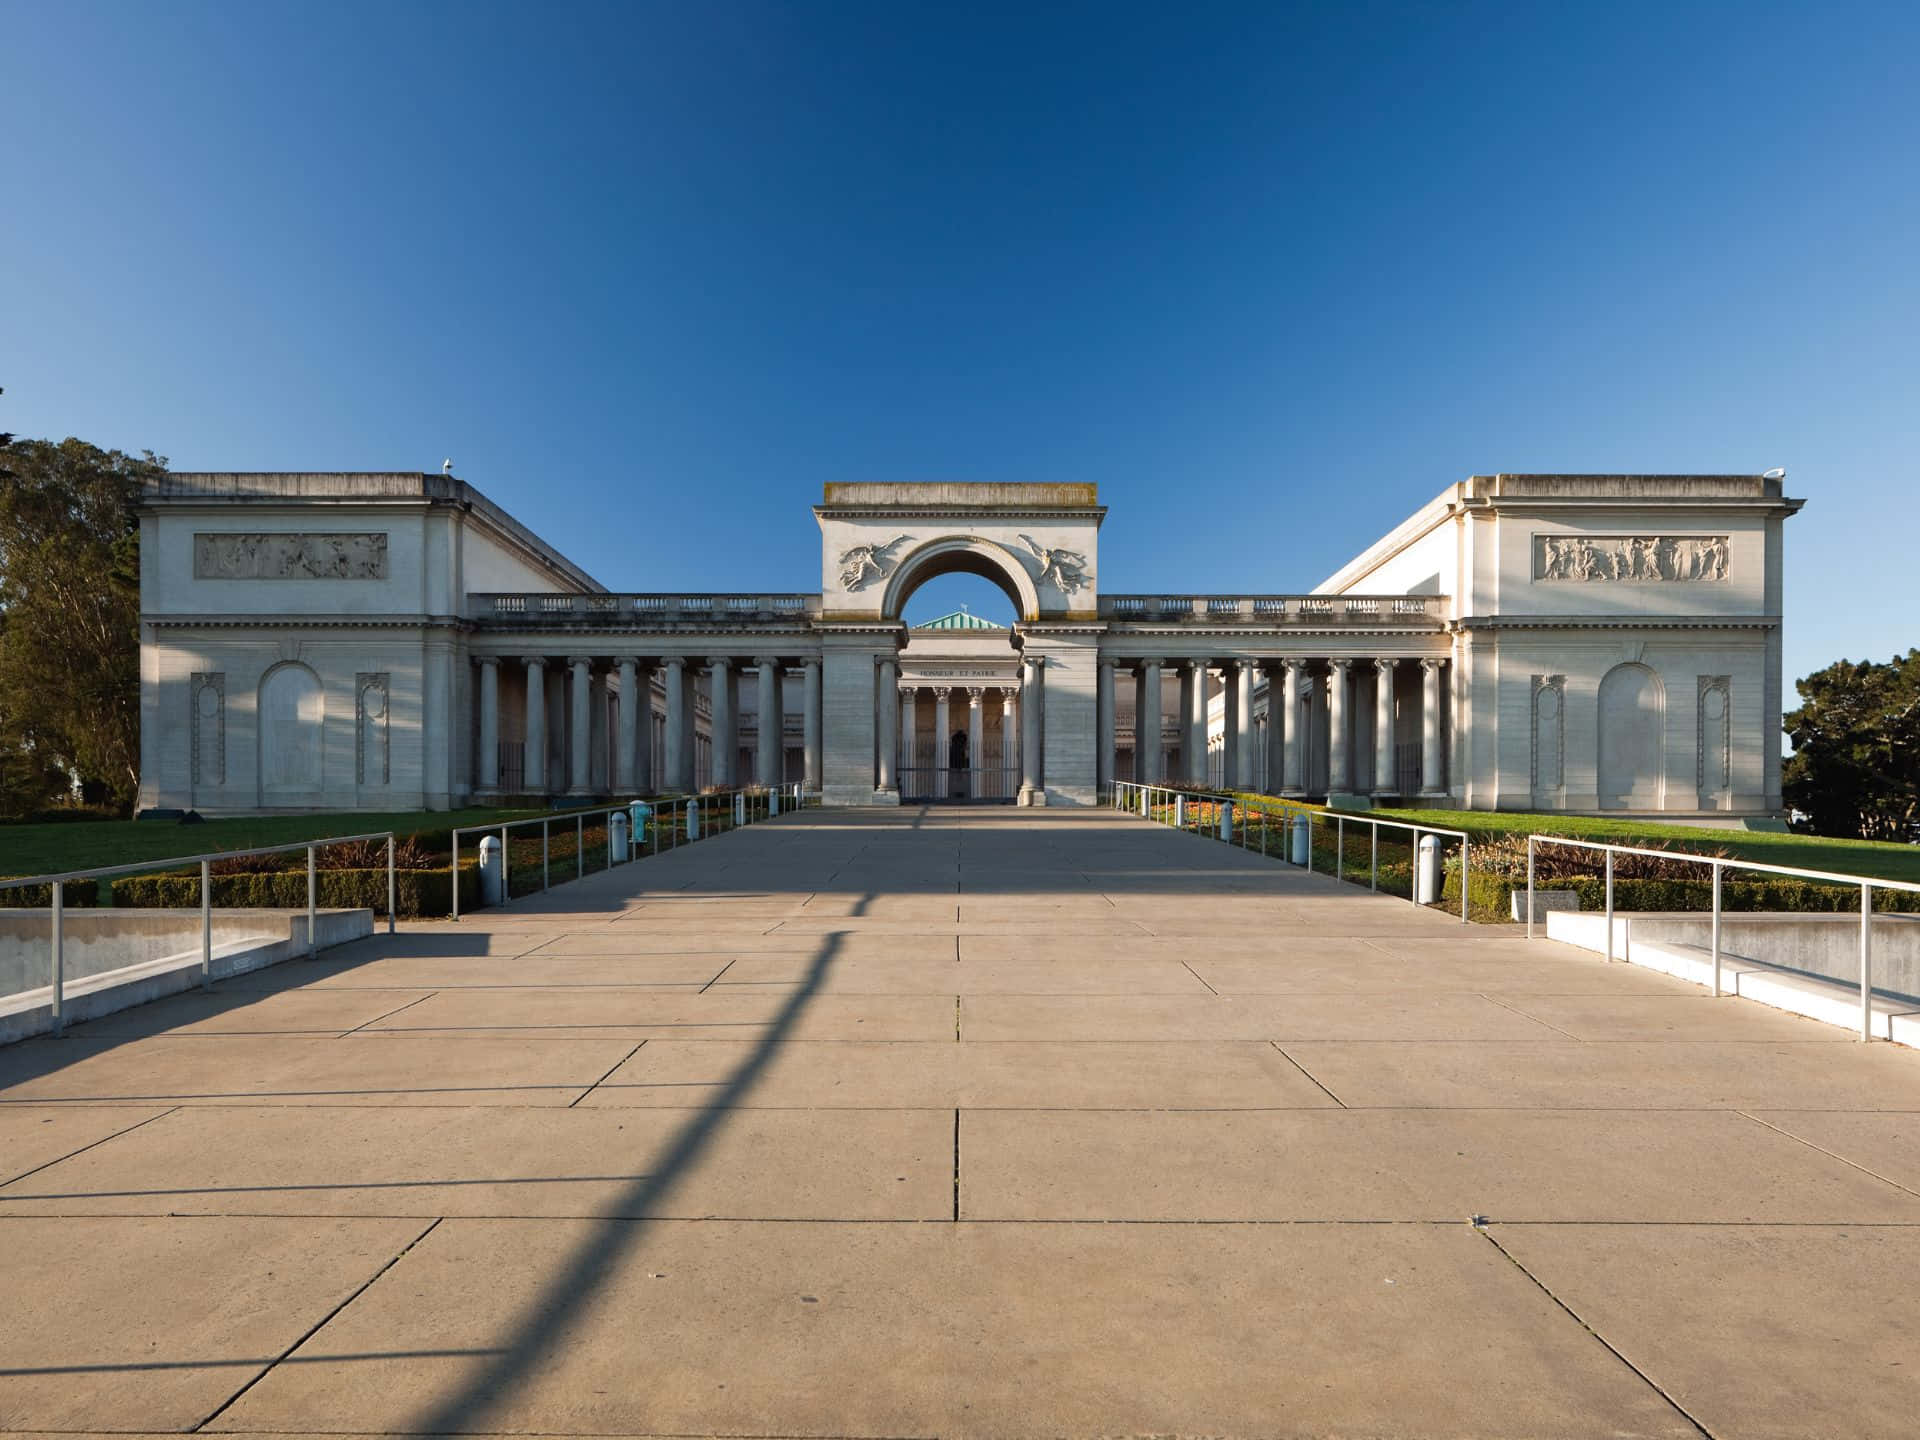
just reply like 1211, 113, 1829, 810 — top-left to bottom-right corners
1460, 614, 1779, 631
147, 613, 467, 631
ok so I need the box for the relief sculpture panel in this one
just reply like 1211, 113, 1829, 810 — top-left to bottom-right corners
1535, 534, 1728, 582
195, 532, 389, 580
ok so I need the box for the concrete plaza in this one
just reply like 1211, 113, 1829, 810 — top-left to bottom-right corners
2, 807, 1919, 1437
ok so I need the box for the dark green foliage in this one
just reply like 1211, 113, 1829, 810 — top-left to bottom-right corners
0, 879, 104, 908
0, 439, 163, 815
1783, 650, 1920, 842
109, 865, 479, 918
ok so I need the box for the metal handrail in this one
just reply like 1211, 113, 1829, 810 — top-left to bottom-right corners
3, 829, 397, 1033
1522, 832, 1919, 1042
448, 784, 808, 920
1106, 780, 1471, 924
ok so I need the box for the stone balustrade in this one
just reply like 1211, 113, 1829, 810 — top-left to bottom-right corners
473, 593, 821, 626
1100, 594, 1444, 625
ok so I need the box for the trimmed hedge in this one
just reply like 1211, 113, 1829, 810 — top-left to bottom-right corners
110, 865, 479, 919
0, 879, 105, 908
1447, 871, 1920, 920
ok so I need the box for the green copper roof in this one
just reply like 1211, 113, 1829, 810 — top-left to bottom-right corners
912, 609, 1008, 631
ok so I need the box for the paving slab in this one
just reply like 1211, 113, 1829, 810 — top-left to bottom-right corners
1490, 1223, 1920, 1440
0, 1214, 427, 1431
359, 988, 956, 1040
0, 1034, 634, 1106
711, 952, 1211, 994
1285, 1039, 1920, 1109
1192, 953, 1698, 994
0, 1104, 951, 1220
961, 1108, 1920, 1222
211, 1218, 1697, 1439
1747, 1110, 1920, 1195
63, 986, 436, 1038
960, 991, 1565, 1041
1491, 991, 1857, 1042
0, 1104, 172, 1184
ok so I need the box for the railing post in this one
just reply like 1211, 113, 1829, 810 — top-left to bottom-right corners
1525, 836, 1536, 940
543, 820, 551, 891
387, 834, 397, 931
1604, 850, 1615, 964
1336, 816, 1344, 885
1710, 861, 1723, 996
50, 880, 64, 1033
306, 845, 317, 958
1860, 882, 1874, 1042
576, 813, 584, 878
501, 825, 511, 902
452, 831, 461, 920
1306, 816, 1314, 875
1460, 836, 1470, 925
201, 858, 213, 987
1370, 824, 1378, 892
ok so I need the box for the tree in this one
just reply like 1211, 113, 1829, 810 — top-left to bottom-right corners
1783, 650, 1920, 841
0, 438, 164, 815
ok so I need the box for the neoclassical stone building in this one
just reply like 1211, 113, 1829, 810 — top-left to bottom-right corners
136, 472, 1801, 817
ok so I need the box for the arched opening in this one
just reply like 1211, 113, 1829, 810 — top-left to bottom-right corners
895, 566, 1023, 804
1596, 663, 1664, 810
259, 662, 324, 800
879, 536, 1039, 624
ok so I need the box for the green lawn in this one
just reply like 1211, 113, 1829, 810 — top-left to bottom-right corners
0, 808, 550, 879
1366, 806, 1920, 886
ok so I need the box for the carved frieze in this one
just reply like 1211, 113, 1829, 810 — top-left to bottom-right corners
1535, 534, 1728, 582
195, 532, 389, 580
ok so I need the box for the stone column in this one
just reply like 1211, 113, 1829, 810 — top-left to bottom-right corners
1263, 663, 1286, 795
663, 656, 689, 792
755, 657, 782, 788
1233, 659, 1256, 791
900, 686, 917, 793
1221, 664, 1240, 790
802, 658, 822, 792
1374, 658, 1396, 798
1328, 659, 1351, 796
967, 687, 984, 799
615, 657, 638, 793
1001, 688, 1018, 791
522, 657, 547, 792
1176, 664, 1195, 782
707, 658, 735, 788
933, 687, 951, 793
876, 655, 899, 795
1096, 660, 1116, 790
1018, 657, 1043, 802
633, 661, 655, 795
1281, 660, 1304, 795
476, 656, 501, 794
567, 657, 593, 795
1137, 659, 1163, 784
1421, 658, 1446, 795
1186, 660, 1209, 786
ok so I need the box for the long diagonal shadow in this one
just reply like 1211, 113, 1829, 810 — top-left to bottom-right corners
399, 926, 848, 1433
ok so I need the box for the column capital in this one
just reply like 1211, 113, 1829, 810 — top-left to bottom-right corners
474, 654, 501, 669
1138, 656, 1164, 669
567, 655, 595, 669
1376, 656, 1398, 673
932, 685, 951, 701
663, 654, 686, 671
520, 655, 547, 670
967, 687, 984, 704
1420, 656, 1445, 674
1233, 656, 1256, 674
753, 655, 781, 669
1328, 656, 1352, 672
706, 655, 733, 670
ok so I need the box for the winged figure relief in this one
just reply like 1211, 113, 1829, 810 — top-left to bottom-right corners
1019, 534, 1091, 595
837, 535, 912, 590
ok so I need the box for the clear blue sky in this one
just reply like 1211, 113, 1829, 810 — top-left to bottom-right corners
4, 2, 1914, 680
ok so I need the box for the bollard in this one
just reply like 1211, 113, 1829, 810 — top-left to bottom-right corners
610, 811, 630, 864
479, 835, 505, 906
1290, 814, 1310, 867
1173, 795, 1185, 830
631, 800, 652, 855
1219, 801, 1233, 842
770, 787, 779, 818
687, 797, 700, 841
1415, 834, 1442, 905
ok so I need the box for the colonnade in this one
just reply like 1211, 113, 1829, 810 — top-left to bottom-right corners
895, 682, 1023, 798
1104, 655, 1449, 799
472, 654, 824, 799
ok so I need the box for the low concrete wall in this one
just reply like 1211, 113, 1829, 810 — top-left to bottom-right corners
1546, 910, 1920, 1004
0, 908, 373, 1044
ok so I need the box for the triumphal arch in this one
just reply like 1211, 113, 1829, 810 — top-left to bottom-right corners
135, 473, 1802, 818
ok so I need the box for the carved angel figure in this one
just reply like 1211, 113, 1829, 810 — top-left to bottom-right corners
1019, 534, 1091, 595
837, 535, 911, 590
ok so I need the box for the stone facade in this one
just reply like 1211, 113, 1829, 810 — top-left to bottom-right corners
136, 473, 1802, 818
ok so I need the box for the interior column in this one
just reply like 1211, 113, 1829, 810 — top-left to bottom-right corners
1096, 659, 1116, 792
933, 687, 951, 793
899, 684, 917, 794
1374, 658, 1396, 797
967, 687, 984, 799
522, 656, 547, 792
1186, 660, 1209, 786
1421, 658, 1445, 795
1233, 658, 1256, 790
1281, 659, 1303, 795
632, 661, 655, 795
1137, 658, 1163, 784
875, 655, 899, 795
708, 657, 735, 788
476, 656, 500, 794
802, 658, 821, 793
1018, 656, 1043, 803
615, 657, 638, 793
1328, 659, 1351, 796
567, 657, 593, 795
663, 656, 689, 792
755, 656, 782, 788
